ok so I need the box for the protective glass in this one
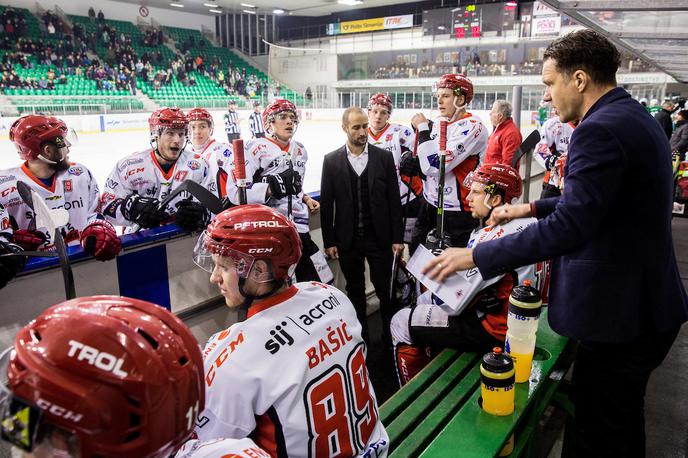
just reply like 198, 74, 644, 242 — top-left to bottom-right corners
193, 231, 256, 276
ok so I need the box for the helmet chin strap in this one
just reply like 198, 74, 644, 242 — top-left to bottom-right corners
37, 149, 66, 165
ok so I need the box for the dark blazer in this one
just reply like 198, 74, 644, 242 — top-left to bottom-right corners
654, 109, 673, 140
474, 88, 688, 342
320, 143, 403, 251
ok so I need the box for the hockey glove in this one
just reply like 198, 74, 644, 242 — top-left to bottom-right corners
13, 229, 47, 251
399, 151, 421, 177
121, 194, 169, 228
0, 241, 26, 289
175, 199, 211, 232
544, 155, 559, 171
262, 169, 302, 199
80, 220, 121, 261
474, 287, 502, 318
424, 229, 452, 254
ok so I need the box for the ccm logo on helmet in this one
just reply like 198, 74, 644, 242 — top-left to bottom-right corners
233, 221, 288, 230
36, 399, 83, 423
67, 340, 128, 377
248, 247, 273, 254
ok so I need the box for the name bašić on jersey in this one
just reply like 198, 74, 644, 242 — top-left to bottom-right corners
100, 147, 211, 229
194, 282, 389, 458
0, 162, 100, 247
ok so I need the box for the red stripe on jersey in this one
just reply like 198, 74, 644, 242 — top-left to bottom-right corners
265, 137, 291, 153
198, 138, 216, 156
367, 123, 390, 142
448, 111, 473, 126
21, 163, 57, 192
247, 285, 298, 318
217, 169, 228, 199
452, 155, 479, 211
252, 407, 288, 458
150, 150, 176, 180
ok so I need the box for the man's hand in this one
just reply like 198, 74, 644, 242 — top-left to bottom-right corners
411, 113, 429, 130
486, 203, 532, 226
304, 195, 320, 214
325, 246, 339, 260
399, 151, 421, 177
122, 194, 169, 228
421, 247, 476, 283
392, 244, 405, 257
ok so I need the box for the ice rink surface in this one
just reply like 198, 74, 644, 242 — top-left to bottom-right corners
0, 120, 350, 194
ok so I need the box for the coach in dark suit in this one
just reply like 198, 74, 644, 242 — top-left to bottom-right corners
321, 107, 404, 346
424, 30, 688, 457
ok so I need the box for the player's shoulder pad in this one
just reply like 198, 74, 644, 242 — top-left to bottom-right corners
0, 167, 20, 186
116, 148, 150, 171
501, 216, 538, 235
294, 140, 306, 149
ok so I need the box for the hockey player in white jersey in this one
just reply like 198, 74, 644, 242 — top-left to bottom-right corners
188, 107, 231, 200
100, 107, 212, 232
390, 164, 539, 385
192, 204, 389, 457
534, 112, 576, 198
367, 93, 421, 242
1, 114, 121, 261
226, 99, 332, 283
0, 203, 25, 289
400, 74, 489, 253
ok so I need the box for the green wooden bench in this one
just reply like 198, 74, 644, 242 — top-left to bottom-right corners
380, 309, 574, 457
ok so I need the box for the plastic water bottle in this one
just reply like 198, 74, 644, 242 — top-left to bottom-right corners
505, 280, 542, 383
480, 347, 515, 416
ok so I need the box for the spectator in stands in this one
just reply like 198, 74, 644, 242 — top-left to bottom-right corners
655, 100, 677, 140
485, 100, 522, 166
88, 6, 95, 21
97, 9, 104, 23
38, 76, 48, 89
671, 110, 688, 159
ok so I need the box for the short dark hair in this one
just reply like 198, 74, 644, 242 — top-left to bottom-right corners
543, 29, 621, 86
678, 110, 688, 120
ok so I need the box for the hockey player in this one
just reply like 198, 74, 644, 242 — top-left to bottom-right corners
0, 203, 25, 289
226, 99, 331, 283
367, 93, 421, 241
188, 107, 231, 200
0, 294, 269, 458
390, 164, 539, 385
192, 204, 389, 457
534, 110, 576, 198
100, 107, 212, 232
2, 115, 120, 261
401, 74, 489, 253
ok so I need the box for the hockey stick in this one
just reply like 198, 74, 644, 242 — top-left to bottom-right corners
232, 138, 247, 205
131, 180, 192, 233
286, 142, 295, 221
511, 130, 542, 169
16, 181, 75, 299
436, 118, 448, 245
183, 180, 224, 215
0, 251, 58, 258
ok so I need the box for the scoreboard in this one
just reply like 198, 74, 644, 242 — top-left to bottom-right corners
453, 4, 480, 39
452, 2, 517, 39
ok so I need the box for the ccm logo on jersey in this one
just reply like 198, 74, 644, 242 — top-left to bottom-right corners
124, 168, 145, 180
233, 221, 288, 230
66, 339, 128, 377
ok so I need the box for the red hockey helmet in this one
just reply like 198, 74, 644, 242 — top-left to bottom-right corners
367, 93, 393, 113
194, 204, 302, 282
0, 296, 204, 458
466, 163, 522, 204
187, 108, 214, 130
434, 74, 474, 105
149, 107, 189, 139
9, 115, 69, 161
262, 99, 299, 129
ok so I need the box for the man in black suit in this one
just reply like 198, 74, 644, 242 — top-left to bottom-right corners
320, 107, 404, 346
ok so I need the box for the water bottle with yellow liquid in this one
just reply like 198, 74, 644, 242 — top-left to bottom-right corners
480, 347, 515, 416
505, 280, 543, 383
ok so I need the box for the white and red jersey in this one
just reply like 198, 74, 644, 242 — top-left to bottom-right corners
191, 139, 232, 199
534, 116, 575, 187
427, 217, 540, 340
368, 123, 420, 205
174, 438, 270, 458
417, 113, 489, 212
0, 162, 100, 248
0, 203, 11, 243
226, 137, 310, 233
195, 282, 389, 458
100, 147, 211, 229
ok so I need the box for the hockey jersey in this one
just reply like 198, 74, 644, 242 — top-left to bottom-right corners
100, 148, 211, 229
191, 139, 232, 199
368, 123, 420, 205
0, 163, 100, 248
426, 217, 540, 340
195, 282, 389, 458
534, 116, 575, 187
0, 203, 12, 244
417, 113, 489, 212
226, 137, 310, 233
174, 438, 270, 458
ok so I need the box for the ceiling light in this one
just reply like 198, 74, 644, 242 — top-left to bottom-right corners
337, 0, 363, 5
273, 8, 285, 14
209, 9, 223, 13
437, 25, 446, 30
505, 1, 517, 6
240, 2, 256, 7
170, 2, 184, 7
243, 9, 257, 14
203, 2, 218, 6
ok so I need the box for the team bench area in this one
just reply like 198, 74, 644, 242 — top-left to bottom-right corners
380, 310, 575, 458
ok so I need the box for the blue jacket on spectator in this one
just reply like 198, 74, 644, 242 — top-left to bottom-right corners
474, 87, 688, 342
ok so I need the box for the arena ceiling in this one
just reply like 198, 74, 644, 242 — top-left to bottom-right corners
118, 0, 420, 16
539, 0, 688, 84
